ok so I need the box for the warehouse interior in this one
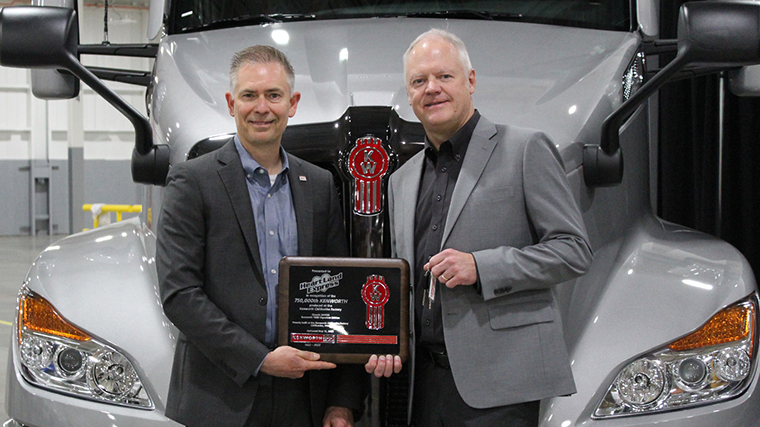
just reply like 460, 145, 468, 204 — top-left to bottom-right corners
0, 0, 760, 425
0, 0, 756, 272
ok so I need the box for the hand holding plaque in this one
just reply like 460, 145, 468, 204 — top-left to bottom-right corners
278, 257, 409, 364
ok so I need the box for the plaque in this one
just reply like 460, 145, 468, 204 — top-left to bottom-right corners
278, 257, 409, 364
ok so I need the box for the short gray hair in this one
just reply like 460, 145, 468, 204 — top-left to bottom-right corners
403, 29, 472, 78
229, 45, 295, 94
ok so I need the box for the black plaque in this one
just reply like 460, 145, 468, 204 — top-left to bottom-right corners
278, 257, 409, 364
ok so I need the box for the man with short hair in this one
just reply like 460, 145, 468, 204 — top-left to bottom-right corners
158, 45, 364, 427
366, 29, 593, 426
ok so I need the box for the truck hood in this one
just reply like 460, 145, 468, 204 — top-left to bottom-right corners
152, 18, 638, 167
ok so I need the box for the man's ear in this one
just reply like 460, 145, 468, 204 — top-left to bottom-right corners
225, 91, 235, 116
468, 69, 477, 95
288, 91, 301, 118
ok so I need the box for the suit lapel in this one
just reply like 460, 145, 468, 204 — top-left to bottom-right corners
441, 118, 499, 248
397, 152, 424, 273
216, 141, 265, 282
287, 155, 314, 256
396, 152, 424, 427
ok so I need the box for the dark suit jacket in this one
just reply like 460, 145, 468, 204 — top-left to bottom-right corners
157, 140, 363, 427
389, 116, 593, 410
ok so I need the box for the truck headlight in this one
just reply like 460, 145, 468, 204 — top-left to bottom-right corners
594, 294, 757, 418
15, 288, 153, 409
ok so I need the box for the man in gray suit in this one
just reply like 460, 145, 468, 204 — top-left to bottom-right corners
366, 29, 593, 426
157, 46, 363, 427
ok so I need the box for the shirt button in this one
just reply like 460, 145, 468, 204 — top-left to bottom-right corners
269, 230, 275, 236
246, 174, 252, 179
270, 269, 277, 275
441, 166, 447, 173
455, 154, 461, 161
436, 195, 442, 202
258, 169, 266, 174
424, 319, 431, 326
432, 225, 438, 231
267, 194, 272, 199
259, 297, 267, 306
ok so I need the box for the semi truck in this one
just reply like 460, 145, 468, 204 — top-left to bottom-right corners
1, 0, 760, 425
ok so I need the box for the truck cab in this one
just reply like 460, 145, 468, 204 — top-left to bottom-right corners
1, 0, 759, 426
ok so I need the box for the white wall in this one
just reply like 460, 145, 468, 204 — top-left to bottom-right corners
78, 2, 153, 161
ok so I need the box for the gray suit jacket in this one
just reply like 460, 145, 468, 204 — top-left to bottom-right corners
157, 140, 363, 427
389, 116, 593, 409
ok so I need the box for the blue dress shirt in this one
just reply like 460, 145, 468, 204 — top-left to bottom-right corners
234, 136, 297, 348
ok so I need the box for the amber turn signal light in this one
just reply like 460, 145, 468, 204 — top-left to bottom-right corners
669, 301, 754, 353
19, 291, 91, 342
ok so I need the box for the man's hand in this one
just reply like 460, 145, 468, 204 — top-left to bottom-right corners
260, 346, 336, 378
425, 248, 477, 288
323, 406, 354, 427
365, 354, 402, 378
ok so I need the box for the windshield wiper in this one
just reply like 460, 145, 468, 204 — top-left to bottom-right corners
180, 10, 520, 33
185, 13, 315, 32
405, 10, 522, 21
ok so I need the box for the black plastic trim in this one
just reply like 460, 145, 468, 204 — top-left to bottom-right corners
78, 43, 158, 58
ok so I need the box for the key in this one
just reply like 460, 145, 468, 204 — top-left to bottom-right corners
427, 272, 436, 309
422, 269, 429, 308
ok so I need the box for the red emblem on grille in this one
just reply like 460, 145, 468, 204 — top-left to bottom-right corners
347, 136, 390, 215
361, 275, 390, 330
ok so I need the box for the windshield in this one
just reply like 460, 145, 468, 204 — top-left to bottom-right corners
168, 0, 632, 34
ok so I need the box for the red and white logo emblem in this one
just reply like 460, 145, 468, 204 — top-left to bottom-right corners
347, 136, 390, 215
361, 275, 390, 330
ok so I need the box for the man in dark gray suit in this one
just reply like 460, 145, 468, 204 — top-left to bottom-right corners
157, 46, 364, 427
366, 29, 593, 426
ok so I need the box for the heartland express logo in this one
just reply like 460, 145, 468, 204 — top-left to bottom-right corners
299, 271, 343, 294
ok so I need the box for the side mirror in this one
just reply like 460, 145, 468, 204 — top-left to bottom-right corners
0, 6, 169, 186
29, 0, 81, 99
148, 0, 168, 41
1, 6, 80, 99
0, 7, 79, 68
584, 1, 760, 187
32, 69, 80, 100
728, 65, 760, 97
677, 2, 760, 67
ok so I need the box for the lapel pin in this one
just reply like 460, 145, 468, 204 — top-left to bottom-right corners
299, 175, 307, 181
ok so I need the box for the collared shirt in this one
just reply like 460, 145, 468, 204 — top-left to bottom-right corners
234, 136, 298, 348
414, 111, 481, 349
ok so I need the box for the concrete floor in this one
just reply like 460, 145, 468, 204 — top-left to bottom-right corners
0, 235, 61, 424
